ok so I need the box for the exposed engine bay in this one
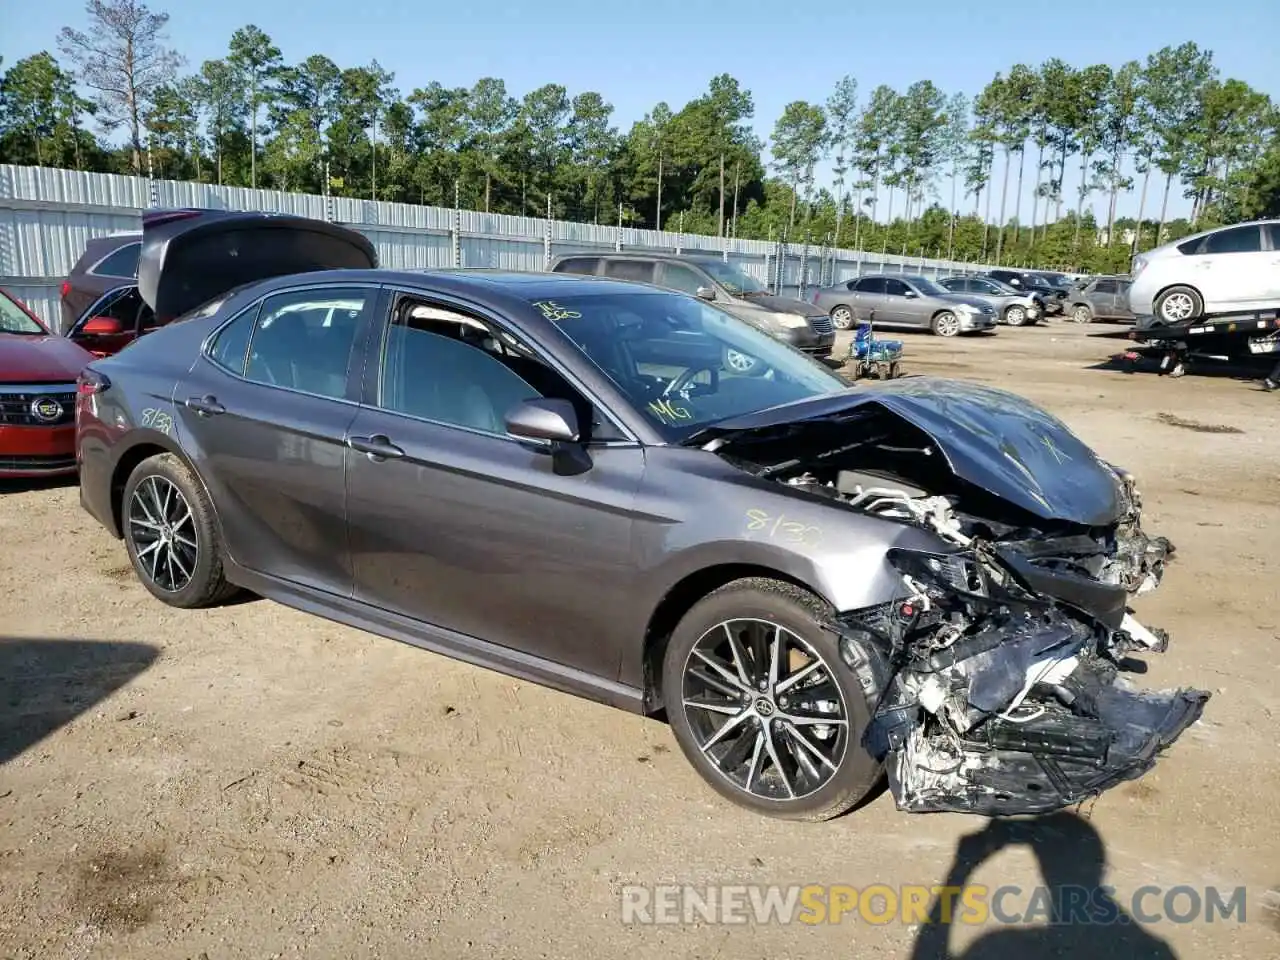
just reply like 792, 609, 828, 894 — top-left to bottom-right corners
712, 400, 1210, 816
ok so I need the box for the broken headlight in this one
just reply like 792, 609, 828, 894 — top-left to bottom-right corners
887, 548, 991, 600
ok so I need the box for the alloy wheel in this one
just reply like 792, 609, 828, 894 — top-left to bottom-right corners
725, 348, 759, 374
830, 306, 854, 330
1160, 293, 1195, 322
1006, 305, 1026, 326
934, 312, 960, 337
1072, 305, 1091, 324
127, 475, 199, 593
681, 618, 849, 802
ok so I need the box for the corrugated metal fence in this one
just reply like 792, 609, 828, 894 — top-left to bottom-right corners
0, 164, 996, 331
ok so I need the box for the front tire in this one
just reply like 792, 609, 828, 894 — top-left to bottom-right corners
830, 304, 854, 330
122, 453, 238, 608
1153, 286, 1203, 324
1003, 304, 1027, 327
931, 311, 961, 337
1071, 304, 1092, 324
662, 578, 879, 821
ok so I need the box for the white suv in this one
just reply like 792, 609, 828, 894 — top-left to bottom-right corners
1128, 219, 1280, 323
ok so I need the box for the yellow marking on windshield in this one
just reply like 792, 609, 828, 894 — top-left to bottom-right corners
532, 300, 582, 322
647, 397, 692, 424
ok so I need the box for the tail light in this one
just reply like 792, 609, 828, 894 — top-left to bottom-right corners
77, 369, 110, 396
60, 281, 71, 299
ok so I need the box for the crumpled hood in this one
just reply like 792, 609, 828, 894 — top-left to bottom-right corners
696, 377, 1125, 526
0, 334, 93, 382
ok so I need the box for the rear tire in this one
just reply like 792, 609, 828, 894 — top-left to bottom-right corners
122, 453, 238, 608
1153, 286, 1203, 324
662, 578, 881, 821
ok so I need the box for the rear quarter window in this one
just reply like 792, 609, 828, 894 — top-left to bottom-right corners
552, 257, 600, 276
91, 242, 141, 278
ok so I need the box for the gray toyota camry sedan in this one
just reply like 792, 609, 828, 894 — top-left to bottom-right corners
75, 210, 1208, 822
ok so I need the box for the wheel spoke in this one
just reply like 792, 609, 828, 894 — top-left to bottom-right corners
683, 697, 741, 717
692, 649, 749, 694
767, 626, 782, 690
760, 722, 795, 799
776, 658, 822, 694
744, 731, 765, 790
723, 624, 752, 687
700, 710, 752, 755
783, 722, 838, 772
782, 725, 824, 784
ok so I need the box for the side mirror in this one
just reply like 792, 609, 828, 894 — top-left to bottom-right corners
903, 290, 918, 299
505, 397, 580, 445
694, 286, 717, 301
81, 315, 125, 336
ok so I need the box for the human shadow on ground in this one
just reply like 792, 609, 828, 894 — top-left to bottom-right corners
909, 811, 1177, 960
0, 636, 158, 765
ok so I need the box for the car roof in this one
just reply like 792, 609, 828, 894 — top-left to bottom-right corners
553, 251, 722, 265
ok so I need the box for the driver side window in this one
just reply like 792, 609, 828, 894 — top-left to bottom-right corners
661, 263, 708, 296
376, 295, 619, 441
884, 279, 910, 297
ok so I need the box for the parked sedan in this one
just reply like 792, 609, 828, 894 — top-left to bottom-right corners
1, 288, 93, 478
1129, 219, 1280, 323
812, 274, 998, 336
60, 232, 141, 334
937, 275, 1042, 326
1064, 275, 1137, 323
77, 209, 1207, 821
986, 269, 1068, 316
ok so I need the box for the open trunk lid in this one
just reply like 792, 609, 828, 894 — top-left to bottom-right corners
137, 209, 377, 321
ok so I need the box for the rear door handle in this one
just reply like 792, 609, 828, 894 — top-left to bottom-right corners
185, 395, 225, 416
348, 434, 405, 461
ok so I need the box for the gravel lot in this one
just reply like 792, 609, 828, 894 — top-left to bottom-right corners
2, 321, 1278, 959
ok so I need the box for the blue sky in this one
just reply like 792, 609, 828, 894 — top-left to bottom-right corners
3, 0, 1277, 221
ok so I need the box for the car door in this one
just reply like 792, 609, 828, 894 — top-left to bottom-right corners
880, 278, 919, 326
1114, 280, 1136, 319
1090, 278, 1118, 316
172, 283, 378, 596
1184, 224, 1269, 309
342, 289, 645, 679
66, 286, 151, 357
851, 277, 887, 322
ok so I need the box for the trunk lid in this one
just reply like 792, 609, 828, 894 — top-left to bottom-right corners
137, 209, 378, 321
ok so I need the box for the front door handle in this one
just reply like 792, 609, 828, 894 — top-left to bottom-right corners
185, 395, 225, 416
348, 434, 405, 461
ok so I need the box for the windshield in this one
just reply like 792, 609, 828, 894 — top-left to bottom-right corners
0, 292, 46, 335
695, 260, 768, 295
530, 290, 846, 440
903, 276, 949, 297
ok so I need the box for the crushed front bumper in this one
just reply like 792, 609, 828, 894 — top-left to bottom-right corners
837, 546, 1208, 816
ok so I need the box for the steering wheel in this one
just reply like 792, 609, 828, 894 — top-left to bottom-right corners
663, 363, 719, 400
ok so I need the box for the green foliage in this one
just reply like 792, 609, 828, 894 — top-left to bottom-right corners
2, 13, 1276, 275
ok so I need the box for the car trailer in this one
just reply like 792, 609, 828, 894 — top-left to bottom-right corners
1121, 307, 1280, 378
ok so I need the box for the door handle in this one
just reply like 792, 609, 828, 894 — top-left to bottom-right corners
185, 395, 225, 416
348, 434, 405, 461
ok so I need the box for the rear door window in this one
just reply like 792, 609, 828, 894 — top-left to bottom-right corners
603, 260, 656, 284
1199, 225, 1262, 255
1094, 278, 1118, 294
660, 263, 709, 295
92, 242, 141, 279
854, 277, 886, 294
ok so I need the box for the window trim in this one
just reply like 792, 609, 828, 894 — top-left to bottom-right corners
368, 286, 641, 447
198, 281, 381, 406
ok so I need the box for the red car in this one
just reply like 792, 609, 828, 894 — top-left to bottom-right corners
0, 288, 94, 478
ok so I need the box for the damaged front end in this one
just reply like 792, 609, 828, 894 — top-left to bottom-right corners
831, 543, 1208, 815
698, 380, 1210, 815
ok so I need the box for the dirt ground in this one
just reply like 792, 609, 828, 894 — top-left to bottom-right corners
2, 320, 1279, 960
